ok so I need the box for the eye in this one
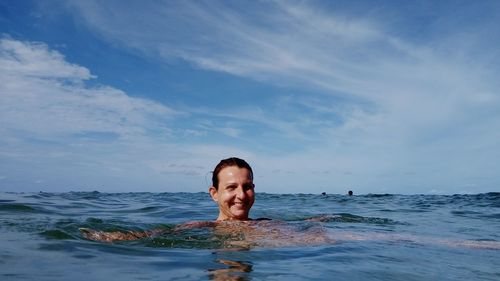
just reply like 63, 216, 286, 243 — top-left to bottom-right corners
225, 185, 237, 191
243, 183, 254, 191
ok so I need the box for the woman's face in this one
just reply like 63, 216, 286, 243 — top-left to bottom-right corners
209, 166, 255, 221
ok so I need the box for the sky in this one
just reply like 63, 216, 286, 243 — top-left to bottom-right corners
1, 0, 499, 194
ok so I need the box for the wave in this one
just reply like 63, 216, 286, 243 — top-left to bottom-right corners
0, 203, 37, 212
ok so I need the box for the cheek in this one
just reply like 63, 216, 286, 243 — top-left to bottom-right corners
247, 191, 255, 201
220, 191, 234, 202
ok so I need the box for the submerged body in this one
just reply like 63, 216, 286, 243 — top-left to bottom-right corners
81, 218, 500, 250
81, 219, 332, 248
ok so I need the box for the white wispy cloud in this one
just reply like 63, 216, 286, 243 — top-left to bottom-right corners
65, 1, 499, 120
0, 38, 178, 139
0, 37, 93, 80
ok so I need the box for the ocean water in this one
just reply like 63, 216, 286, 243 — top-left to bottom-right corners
1, 191, 499, 280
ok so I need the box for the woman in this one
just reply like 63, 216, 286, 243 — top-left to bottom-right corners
81, 157, 273, 242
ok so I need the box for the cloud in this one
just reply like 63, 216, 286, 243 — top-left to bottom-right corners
0, 37, 201, 191
64, 1, 499, 125
0, 37, 93, 80
0, 38, 179, 140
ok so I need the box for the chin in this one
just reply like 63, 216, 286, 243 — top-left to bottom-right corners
231, 212, 248, 220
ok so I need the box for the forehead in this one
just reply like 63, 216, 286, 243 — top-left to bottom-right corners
218, 166, 253, 182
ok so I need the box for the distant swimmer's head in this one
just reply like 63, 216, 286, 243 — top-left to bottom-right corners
209, 157, 255, 221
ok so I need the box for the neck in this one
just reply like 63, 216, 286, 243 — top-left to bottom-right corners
217, 214, 249, 221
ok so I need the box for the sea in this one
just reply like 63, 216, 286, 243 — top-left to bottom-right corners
1, 191, 499, 280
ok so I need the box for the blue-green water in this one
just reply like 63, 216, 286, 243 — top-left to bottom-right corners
1, 192, 499, 280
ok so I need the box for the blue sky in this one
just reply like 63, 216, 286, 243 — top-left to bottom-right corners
1, 0, 499, 194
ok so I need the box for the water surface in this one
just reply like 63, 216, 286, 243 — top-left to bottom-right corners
1, 192, 499, 280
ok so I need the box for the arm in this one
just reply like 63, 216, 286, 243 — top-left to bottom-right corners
330, 230, 500, 250
80, 221, 215, 242
80, 227, 162, 242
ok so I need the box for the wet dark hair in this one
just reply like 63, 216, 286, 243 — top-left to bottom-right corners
212, 157, 253, 189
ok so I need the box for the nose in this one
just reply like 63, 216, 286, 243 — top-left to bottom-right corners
236, 186, 246, 200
